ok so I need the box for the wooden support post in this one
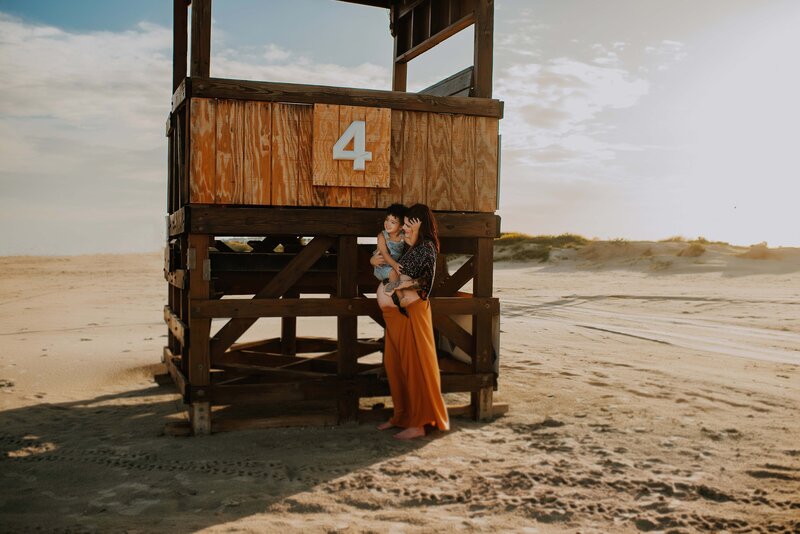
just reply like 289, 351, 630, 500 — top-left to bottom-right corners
392, 7, 408, 93
471, 237, 494, 420
188, 233, 212, 434
473, 0, 494, 98
190, 0, 212, 78
179, 235, 190, 375
281, 290, 298, 355
393, 62, 407, 92
173, 0, 188, 92
336, 236, 359, 422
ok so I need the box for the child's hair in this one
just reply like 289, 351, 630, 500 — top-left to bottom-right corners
386, 203, 407, 221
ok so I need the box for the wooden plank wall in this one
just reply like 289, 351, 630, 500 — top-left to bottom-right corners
189, 98, 498, 212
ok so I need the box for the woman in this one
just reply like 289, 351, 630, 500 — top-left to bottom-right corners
371, 203, 449, 440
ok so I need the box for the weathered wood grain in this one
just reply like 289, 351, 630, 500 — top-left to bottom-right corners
364, 106, 391, 188
311, 103, 339, 187
377, 109, 404, 207
189, 0, 211, 78
450, 114, 475, 211
242, 101, 271, 205
189, 206, 501, 237
189, 98, 216, 203
401, 111, 428, 206
337, 105, 365, 187
426, 113, 452, 211
215, 99, 245, 204
190, 77, 503, 118
296, 105, 314, 206
271, 103, 300, 206
474, 116, 498, 212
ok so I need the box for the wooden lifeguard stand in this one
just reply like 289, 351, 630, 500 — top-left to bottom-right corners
163, 0, 502, 434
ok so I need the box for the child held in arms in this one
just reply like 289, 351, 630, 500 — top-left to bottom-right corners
373, 204, 412, 314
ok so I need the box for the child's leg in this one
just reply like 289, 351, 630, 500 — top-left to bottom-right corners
384, 268, 403, 295
394, 274, 413, 303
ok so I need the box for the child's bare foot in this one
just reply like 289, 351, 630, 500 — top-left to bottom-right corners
377, 421, 394, 430
394, 426, 425, 440
384, 280, 401, 295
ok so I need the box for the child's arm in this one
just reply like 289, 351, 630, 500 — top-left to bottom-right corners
376, 232, 400, 271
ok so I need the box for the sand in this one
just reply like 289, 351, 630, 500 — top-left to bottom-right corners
1, 244, 799, 533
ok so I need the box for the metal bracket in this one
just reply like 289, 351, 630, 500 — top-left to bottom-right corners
187, 248, 196, 270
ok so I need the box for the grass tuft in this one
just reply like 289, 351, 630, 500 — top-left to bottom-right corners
497, 232, 589, 248
677, 243, 706, 257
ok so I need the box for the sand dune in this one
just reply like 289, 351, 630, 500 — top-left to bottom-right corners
1, 246, 799, 532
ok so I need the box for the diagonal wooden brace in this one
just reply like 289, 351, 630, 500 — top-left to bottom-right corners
434, 256, 475, 296
432, 314, 474, 357
210, 235, 334, 360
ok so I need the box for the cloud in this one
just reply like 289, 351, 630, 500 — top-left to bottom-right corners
0, 13, 390, 255
495, 57, 649, 170
644, 39, 688, 71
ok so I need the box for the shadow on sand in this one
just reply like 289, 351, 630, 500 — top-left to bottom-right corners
0, 381, 472, 532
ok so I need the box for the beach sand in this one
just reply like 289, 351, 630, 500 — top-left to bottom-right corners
1, 244, 799, 532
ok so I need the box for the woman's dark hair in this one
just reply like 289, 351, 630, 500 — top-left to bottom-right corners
386, 203, 406, 221
406, 203, 440, 252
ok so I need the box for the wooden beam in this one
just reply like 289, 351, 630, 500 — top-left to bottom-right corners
168, 207, 186, 236
187, 77, 503, 118
163, 347, 188, 397
163, 305, 186, 346
230, 336, 339, 354
395, 12, 474, 64
419, 66, 473, 97
471, 235, 495, 420
433, 315, 474, 357
172, 78, 189, 111
210, 236, 334, 360
211, 414, 338, 433
165, 269, 187, 289
188, 206, 501, 238
189, 0, 212, 78
173, 0, 188, 92
281, 290, 298, 356
191, 296, 498, 319
337, 236, 359, 422
336, 0, 391, 8
473, 0, 494, 98
434, 256, 474, 296
203, 372, 493, 405
211, 251, 337, 272
441, 372, 493, 393
187, 234, 213, 434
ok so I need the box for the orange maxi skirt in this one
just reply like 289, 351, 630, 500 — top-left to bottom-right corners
382, 299, 450, 431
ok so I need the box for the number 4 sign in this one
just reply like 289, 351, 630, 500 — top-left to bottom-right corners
312, 104, 391, 188
332, 120, 372, 171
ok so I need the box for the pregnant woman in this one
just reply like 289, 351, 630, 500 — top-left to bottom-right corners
371, 203, 449, 440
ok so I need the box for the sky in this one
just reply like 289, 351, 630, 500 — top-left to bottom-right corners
1, 0, 798, 255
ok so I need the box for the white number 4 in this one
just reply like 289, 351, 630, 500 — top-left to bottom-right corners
332, 120, 372, 171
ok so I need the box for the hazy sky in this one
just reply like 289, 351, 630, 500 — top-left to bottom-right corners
1, 0, 798, 254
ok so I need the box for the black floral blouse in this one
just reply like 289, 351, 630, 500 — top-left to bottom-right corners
399, 239, 437, 300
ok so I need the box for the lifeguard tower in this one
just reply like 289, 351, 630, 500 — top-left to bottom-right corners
162, 0, 503, 434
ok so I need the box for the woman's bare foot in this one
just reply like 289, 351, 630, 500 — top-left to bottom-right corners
377, 421, 394, 430
394, 426, 425, 440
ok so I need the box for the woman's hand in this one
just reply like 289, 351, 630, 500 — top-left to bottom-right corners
402, 217, 422, 246
370, 252, 387, 267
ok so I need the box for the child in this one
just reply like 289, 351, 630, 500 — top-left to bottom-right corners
374, 204, 412, 314
374, 204, 406, 283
